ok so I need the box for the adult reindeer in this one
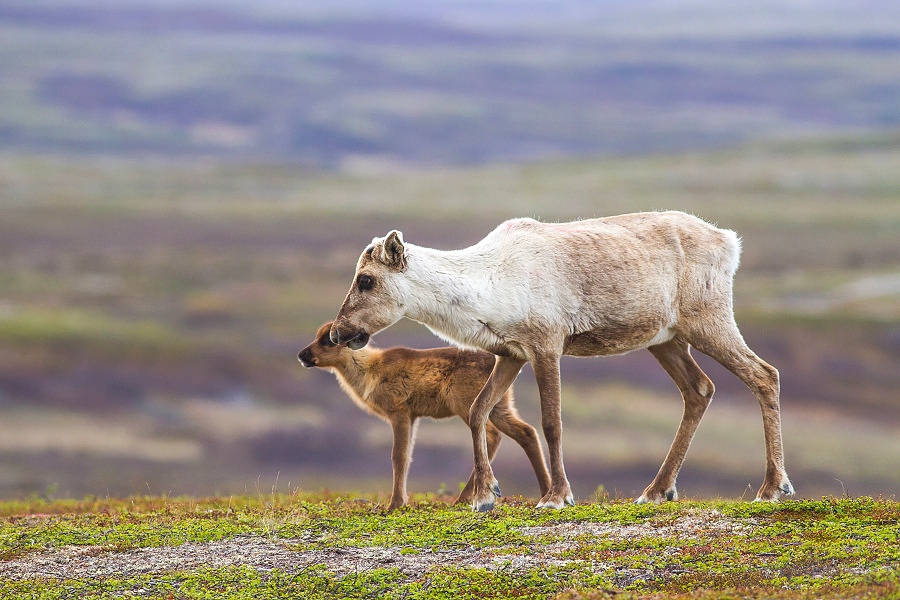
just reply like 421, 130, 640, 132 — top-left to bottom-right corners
331, 211, 793, 511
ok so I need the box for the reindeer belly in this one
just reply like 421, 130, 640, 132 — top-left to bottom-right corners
563, 315, 672, 356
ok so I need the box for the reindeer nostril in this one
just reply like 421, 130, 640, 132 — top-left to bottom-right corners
298, 349, 315, 366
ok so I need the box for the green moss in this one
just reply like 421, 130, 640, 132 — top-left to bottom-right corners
0, 495, 898, 599
0, 307, 193, 359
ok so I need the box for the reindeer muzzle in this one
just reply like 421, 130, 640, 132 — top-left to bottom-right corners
330, 326, 370, 350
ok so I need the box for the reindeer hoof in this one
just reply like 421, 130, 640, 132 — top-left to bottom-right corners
471, 480, 502, 512
635, 486, 677, 504
754, 475, 795, 502
536, 491, 574, 509
473, 490, 499, 512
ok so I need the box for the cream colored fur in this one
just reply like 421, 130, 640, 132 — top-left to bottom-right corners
331, 211, 793, 510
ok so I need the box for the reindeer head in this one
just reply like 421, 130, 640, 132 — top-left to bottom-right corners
330, 230, 408, 349
298, 321, 349, 368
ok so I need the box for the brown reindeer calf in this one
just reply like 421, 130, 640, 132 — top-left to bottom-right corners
298, 322, 551, 510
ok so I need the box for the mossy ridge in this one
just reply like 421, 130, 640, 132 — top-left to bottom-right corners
0, 565, 606, 600
292, 496, 668, 551
0, 565, 896, 600
0, 495, 898, 599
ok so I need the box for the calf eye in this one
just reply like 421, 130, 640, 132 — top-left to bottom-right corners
320, 337, 336, 348
357, 274, 375, 291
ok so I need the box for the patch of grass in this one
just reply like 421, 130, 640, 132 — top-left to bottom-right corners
0, 495, 898, 599
0, 307, 193, 361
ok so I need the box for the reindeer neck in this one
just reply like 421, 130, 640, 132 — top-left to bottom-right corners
403, 241, 506, 349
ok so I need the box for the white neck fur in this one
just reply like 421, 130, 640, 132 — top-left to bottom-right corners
399, 239, 515, 352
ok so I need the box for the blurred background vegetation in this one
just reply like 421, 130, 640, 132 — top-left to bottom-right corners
0, 0, 898, 502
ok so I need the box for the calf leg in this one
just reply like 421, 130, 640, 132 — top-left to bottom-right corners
691, 324, 793, 501
531, 352, 574, 509
489, 397, 551, 497
456, 423, 502, 504
637, 337, 715, 503
469, 355, 526, 512
388, 414, 417, 511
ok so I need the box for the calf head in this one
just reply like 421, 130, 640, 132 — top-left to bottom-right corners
298, 321, 347, 368
331, 230, 408, 350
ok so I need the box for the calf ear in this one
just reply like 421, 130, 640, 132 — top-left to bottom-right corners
381, 230, 407, 271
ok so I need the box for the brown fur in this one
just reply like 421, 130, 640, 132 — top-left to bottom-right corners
298, 322, 550, 510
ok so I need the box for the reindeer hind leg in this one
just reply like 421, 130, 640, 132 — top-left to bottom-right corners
638, 337, 714, 504
690, 322, 793, 501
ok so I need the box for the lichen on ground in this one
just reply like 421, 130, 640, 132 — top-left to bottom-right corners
0, 494, 898, 599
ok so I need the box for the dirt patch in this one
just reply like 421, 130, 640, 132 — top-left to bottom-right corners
519, 510, 747, 542
0, 536, 308, 581
0, 511, 747, 583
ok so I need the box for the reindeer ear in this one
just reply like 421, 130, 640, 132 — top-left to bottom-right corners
381, 230, 406, 271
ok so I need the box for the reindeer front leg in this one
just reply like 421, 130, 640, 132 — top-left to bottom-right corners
469, 355, 526, 512
388, 413, 416, 511
531, 351, 574, 509
455, 423, 502, 505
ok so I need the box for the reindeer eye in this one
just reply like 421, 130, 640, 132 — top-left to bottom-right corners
320, 337, 336, 348
357, 274, 375, 291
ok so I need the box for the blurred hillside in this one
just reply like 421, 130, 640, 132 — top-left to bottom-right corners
2, 1, 900, 166
0, 0, 898, 503
2, 139, 899, 502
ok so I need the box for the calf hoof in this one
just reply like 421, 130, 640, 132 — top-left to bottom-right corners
454, 487, 474, 505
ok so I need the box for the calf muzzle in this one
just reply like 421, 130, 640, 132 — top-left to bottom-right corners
297, 347, 316, 367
